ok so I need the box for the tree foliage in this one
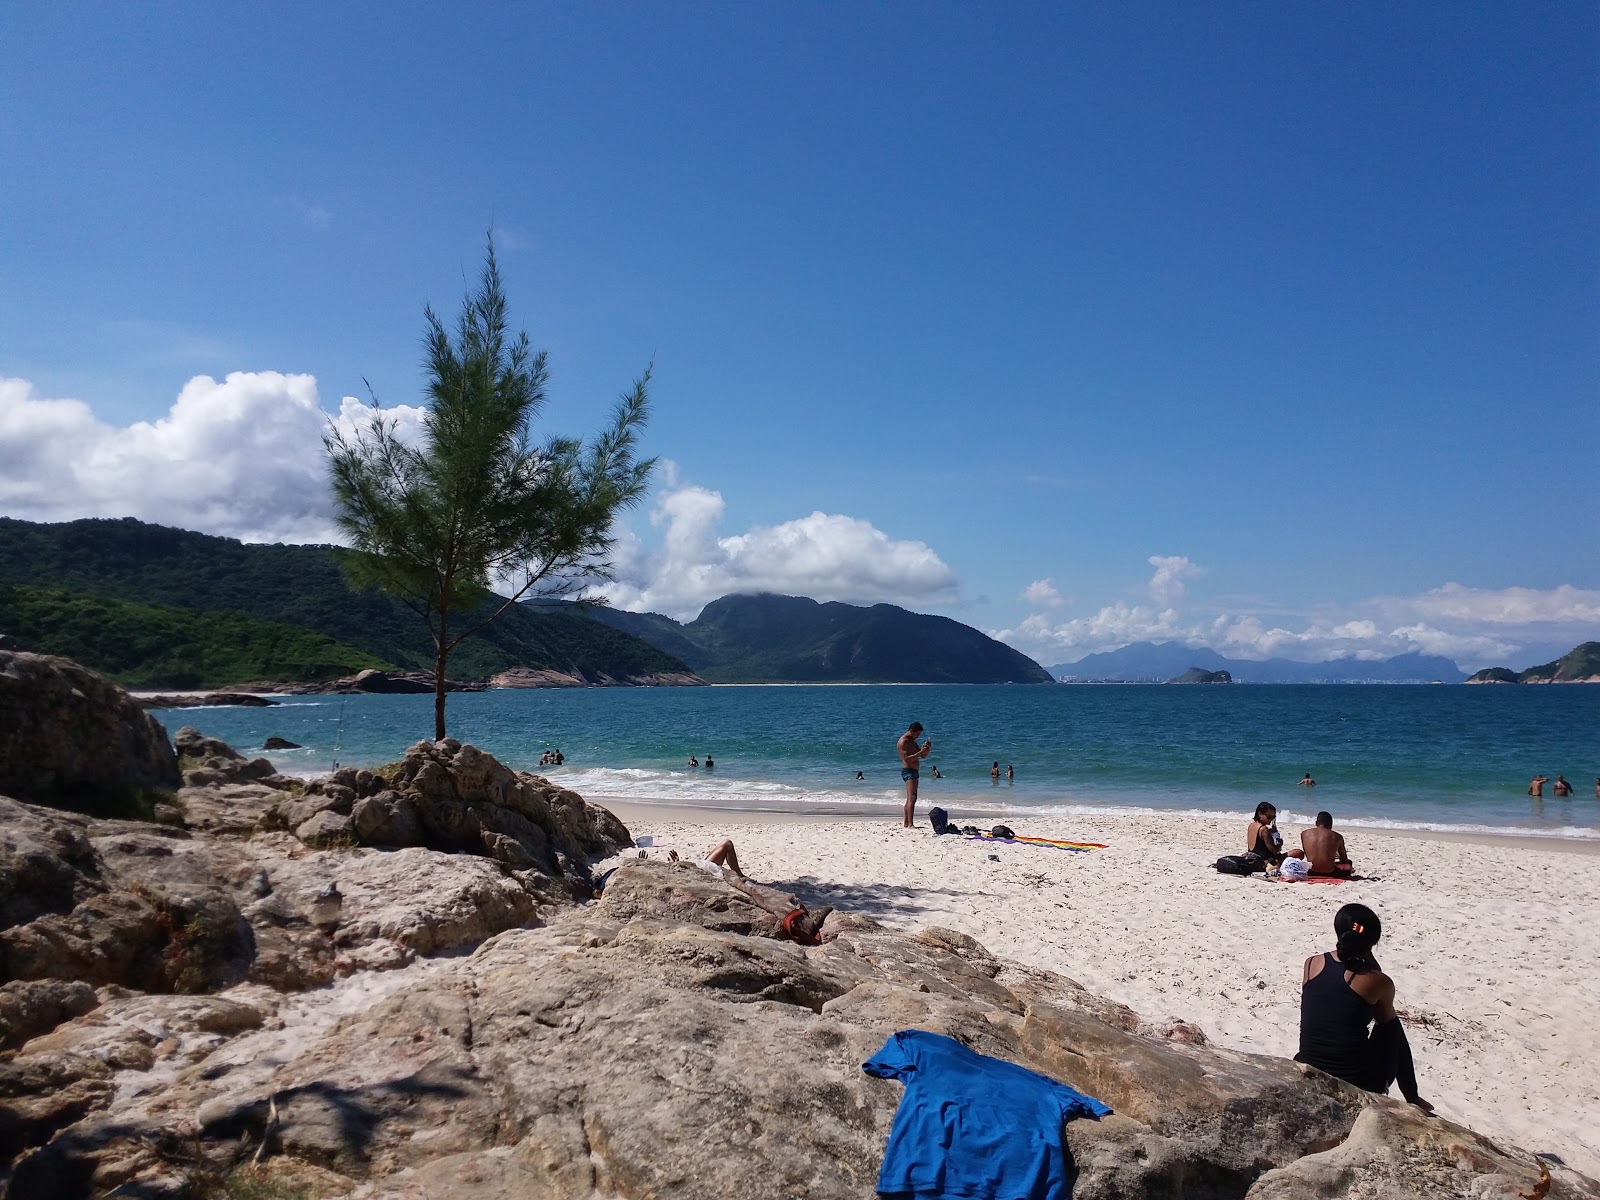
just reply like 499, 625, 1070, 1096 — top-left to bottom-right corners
325, 238, 654, 736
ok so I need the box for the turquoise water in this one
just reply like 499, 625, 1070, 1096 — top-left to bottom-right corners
153, 683, 1600, 839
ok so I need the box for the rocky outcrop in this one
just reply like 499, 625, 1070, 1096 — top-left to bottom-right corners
6, 860, 1592, 1199
133, 692, 278, 709
261, 738, 632, 882
0, 651, 179, 812
488, 666, 708, 688
173, 726, 287, 789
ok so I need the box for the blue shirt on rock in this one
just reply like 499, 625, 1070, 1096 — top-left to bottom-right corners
862, 1029, 1111, 1200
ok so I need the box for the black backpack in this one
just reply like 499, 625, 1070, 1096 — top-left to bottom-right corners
990, 825, 1016, 840
929, 807, 951, 835
1214, 853, 1266, 876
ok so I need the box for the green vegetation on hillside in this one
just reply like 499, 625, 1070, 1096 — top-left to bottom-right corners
1520, 641, 1600, 682
586, 593, 1054, 684
0, 583, 388, 688
0, 517, 691, 684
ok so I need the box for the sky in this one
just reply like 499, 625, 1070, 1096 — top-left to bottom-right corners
2, 4, 1596, 672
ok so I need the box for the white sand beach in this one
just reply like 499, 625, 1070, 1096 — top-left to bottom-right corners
600, 802, 1600, 1177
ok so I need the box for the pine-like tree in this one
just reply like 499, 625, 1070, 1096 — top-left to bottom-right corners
325, 237, 654, 738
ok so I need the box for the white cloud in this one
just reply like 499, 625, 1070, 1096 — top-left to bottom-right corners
1022, 578, 1064, 608
1382, 582, 1600, 627
990, 552, 1589, 671
590, 472, 959, 620
1147, 554, 1202, 604
0, 374, 425, 544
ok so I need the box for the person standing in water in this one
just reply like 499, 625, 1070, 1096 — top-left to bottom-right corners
896, 722, 932, 828
1295, 903, 1434, 1113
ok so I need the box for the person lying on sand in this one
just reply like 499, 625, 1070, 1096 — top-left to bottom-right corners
1295, 903, 1434, 1114
1300, 811, 1354, 877
668, 840, 833, 942
1246, 802, 1304, 866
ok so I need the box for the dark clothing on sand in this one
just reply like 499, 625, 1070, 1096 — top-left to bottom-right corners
1296, 953, 1420, 1102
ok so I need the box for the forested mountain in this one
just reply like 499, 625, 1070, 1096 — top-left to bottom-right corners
0, 517, 691, 687
1053, 640, 1469, 683
1467, 641, 1600, 684
584, 593, 1054, 684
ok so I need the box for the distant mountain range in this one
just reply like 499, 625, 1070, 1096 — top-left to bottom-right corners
1052, 641, 1469, 684
585, 593, 1054, 684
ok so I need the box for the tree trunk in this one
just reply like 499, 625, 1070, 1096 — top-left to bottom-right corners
433, 608, 449, 741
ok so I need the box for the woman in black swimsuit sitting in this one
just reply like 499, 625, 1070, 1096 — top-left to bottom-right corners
1295, 903, 1434, 1113
1245, 802, 1304, 867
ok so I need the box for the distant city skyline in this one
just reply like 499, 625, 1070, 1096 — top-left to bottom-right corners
2, 5, 1595, 672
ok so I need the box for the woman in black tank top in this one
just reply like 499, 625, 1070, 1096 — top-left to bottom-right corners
1294, 903, 1433, 1112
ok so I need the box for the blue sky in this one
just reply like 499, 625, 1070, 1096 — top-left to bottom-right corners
2, 4, 1596, 671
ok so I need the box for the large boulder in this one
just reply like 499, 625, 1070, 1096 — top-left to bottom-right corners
263, 739, 632, 883
0, 652, 179, 813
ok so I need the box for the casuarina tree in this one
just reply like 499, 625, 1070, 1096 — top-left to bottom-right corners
325, 237, 654, 739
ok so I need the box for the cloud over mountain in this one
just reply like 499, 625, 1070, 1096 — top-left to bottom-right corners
993, 553, 1597, 671
0, 373, 424, 544
592, 470, 959, 621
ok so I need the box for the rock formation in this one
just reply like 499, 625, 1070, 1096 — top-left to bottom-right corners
133, 692, 278, 709
0, 651, 179, 812
488, 665, 708, 688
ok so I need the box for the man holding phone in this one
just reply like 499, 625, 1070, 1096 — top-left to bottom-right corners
896, 721, 933, 828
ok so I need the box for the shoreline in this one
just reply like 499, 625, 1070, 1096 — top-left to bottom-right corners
596, 798, 1600, 856
594, 803, 1600, 1176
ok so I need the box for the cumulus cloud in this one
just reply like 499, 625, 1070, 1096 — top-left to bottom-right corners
0, 374, 425, 544
590, 472, 959, 620
1380, 582, 1600, 627
1147, 554, 1202, 604
1022, 578, 1064, 608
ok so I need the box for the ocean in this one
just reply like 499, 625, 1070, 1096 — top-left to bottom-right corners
151, 683, 1600, 840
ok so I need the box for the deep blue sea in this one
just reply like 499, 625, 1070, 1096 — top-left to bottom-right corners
151, 684, 1600, 839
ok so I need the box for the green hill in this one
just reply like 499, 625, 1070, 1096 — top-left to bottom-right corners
0, 517, 693, 685
585, 593, 1054, 684
0, 583, 388, 688
1466, 641, 1600, 683
1518, 641, 1600, 683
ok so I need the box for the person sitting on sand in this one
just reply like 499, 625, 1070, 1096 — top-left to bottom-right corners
1295, 903, 1434, 1114
1552, 774, 1573, 798
1300, 811, 1354, 877
1246, 802, 1304, 866
1529, 774, 1549, 797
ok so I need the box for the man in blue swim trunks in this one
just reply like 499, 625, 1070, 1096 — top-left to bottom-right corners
896, 721, 933, 828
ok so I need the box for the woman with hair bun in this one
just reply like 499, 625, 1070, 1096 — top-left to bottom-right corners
1295, 903, 1434, 1113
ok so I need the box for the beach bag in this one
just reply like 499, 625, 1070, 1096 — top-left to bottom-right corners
1280, 857, 1311, 879
1213, 853, 1265, 876
990, 824, 1015, 840
929, 807, 951, 835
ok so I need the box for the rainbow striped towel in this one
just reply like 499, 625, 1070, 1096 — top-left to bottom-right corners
963, 835, 1108, 852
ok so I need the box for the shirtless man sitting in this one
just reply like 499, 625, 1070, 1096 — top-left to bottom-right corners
1300, 811, 1355, 877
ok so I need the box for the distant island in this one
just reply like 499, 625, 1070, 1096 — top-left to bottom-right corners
1054, 640, 1467, 684
1465, 641, 1600, 684
582, 593, 1054, 684
1168, 667, 1232, 684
